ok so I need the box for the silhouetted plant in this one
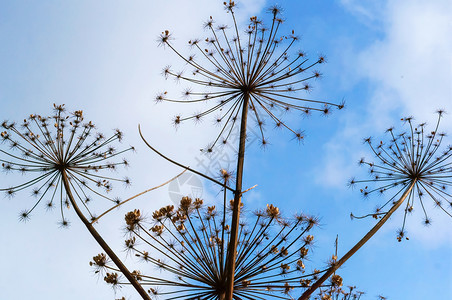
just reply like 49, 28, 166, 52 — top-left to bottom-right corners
300, 111, 451, 299
155, 2, 344, 296
0, 104, 151, 300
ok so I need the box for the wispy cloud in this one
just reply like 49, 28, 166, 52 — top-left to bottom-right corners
357, 0, 452, 121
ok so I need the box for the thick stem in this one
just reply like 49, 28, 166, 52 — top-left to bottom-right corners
299, 180, 416, 300
61, 171, 151, 300
219, 291, 226, 300
225, 93, 250, 299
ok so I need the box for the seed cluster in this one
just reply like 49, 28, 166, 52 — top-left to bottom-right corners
157, 1, 344, 152
0, 104, 134, 224
94, 195, 324, 299
350, 111, 452, 240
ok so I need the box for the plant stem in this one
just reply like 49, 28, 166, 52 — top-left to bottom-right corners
61, 171, 151, 300
225, 93, 250, 299
298, 180, 416, 300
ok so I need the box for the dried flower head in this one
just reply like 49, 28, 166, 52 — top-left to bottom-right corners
104, 272, 120, 286
157, 1, 343, 151
0, 104, 134, 222
89, 253, 111, 275
315, 285, 365, 300
349, 111, 452, 240
96, 196, 327, 299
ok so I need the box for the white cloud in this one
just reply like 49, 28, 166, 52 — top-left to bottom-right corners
358, 0, 452, 122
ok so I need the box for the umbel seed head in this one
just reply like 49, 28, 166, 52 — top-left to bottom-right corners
96, 196, 322, 299
0, 104, 134, 224
350, 111, 452, 240
156, 2, 344, 152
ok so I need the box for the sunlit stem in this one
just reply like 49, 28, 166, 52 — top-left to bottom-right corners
225, 92, 250, 299
60, 170, 151, 300
298, 180, 417, 300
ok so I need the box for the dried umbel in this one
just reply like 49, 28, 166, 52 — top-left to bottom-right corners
299, 111, 452, 300
349, 111, 452, 240
315, 285, 364, 300
90, 253, 109, 271
157, 1, 343, 151
0, 104, 133, 223
1, 105, 151, 299
95, 196, 333, 299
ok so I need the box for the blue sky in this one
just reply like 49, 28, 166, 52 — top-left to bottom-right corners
0, 0, 451, 299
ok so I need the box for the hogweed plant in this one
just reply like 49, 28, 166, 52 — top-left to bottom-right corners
156, 2, 344, 296
3, 2, 437, 299
300, 111, 452, 299
0, 104, 151, 300
92, 193, 345, 299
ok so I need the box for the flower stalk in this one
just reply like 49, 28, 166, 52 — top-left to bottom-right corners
61, 169, 151, 300
225, 92, 250, 299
